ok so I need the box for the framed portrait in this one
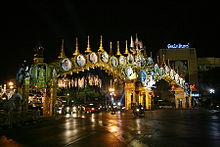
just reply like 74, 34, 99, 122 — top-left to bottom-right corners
165, 65, 170, 74
140, 56, 146, 67
101, 51, 109, 63
138, 70, 147, 86
60, 58, 72, 71
110, 56, 118, 67
127, 54, 134, 64
170, 69, 174, 79
119, 55, 126, 66
125, 67, 133, 77
147, 57, 154, 65
89, 52, 98, 64
76, 55, 86, 67
175, 73, 179, 82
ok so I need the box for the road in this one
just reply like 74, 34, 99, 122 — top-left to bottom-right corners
0, 109, 220, 147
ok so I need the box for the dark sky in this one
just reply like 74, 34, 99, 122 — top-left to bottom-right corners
0, 1, 219, 83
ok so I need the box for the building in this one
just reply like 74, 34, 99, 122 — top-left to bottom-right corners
197, 57, 220, 107
197, 57, 220, 72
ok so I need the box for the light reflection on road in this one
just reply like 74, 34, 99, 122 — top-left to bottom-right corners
1, 110, 220, 147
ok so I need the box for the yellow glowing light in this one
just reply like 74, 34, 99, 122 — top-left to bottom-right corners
109, 88, 115, 92
8, 81, 14, 86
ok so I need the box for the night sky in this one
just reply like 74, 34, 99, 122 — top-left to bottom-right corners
0, 1, 219, 83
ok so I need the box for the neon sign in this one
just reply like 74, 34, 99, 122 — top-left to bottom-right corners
167, 43, 190, 49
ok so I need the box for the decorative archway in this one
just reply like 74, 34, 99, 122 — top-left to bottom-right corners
17, 35, 190, 116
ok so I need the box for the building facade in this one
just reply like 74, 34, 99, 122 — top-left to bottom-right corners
197, 57, 220, 72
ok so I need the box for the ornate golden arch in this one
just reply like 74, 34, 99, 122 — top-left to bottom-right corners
19, 35, 189, 117
53, 35, 187, 111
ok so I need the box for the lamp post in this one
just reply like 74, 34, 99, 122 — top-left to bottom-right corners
209, 89, 215, 94
209, 88, 215, 108
8, 81, 14, 89
109, 87, 115, 106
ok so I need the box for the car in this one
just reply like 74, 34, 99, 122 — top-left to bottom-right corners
84, 104, 100, 113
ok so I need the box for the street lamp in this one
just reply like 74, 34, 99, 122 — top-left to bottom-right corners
209, 89, 215, 94
209, 88, 215, 108
109, 87, 115, 105
8, 81, 14, 89
109, 88, 115, 93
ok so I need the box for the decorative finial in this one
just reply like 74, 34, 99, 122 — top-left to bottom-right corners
85, 35, 92, 53
150, 52, 153, 58
34, 42, 44, 57
140, 41, 143, 49
167, 59, 171, 68
116, 41, 122, 56
130, 35, 134, 48
98, 35, 104, 52
73, 37, 80, 56
33, 42, 44, 63
162, 54, 166, 66
109, 41, 113, 55
171, 63, 175, 69
157, 56, 160, 64
143, 46, 147, 57
124, 40, 129, 55
58, 39, 66, 59
163, 54, 166, 64
135, 33, 139, 44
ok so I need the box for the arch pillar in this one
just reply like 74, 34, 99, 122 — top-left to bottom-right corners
43, 80, 57, 116
174, 87, 186, 108
17, 77, 30, 111
139, 89, 151, 110
125, 81, 152, 110
125, 81, 135, 110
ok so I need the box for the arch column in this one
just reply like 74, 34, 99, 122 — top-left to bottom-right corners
140, 89, 151, 110
125, 81, 152, 110
17, 77, 30, 111
43, 80, 57, 116
125, 81, 135, 110
174, 87, 186, 108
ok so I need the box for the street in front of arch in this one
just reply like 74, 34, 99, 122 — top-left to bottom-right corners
1, 109, 220, 147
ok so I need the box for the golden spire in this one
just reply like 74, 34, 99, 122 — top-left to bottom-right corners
98, 35, 104, 52
58, 39, 66, 59
73, 37, 80, 56
130, 35, 134, 48
157, 56, 160, 64
116, 41, 122, 56
161, 54, 166, 66
143, 46, 147, 57
150, 52, 153, 58
135, 33, 139, 44
85, 35, 92, 53
124, 40, 129, 55
109, 41, 113, 55
167, 59, 171, 68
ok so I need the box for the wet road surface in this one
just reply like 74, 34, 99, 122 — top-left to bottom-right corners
1, 109, 220, 147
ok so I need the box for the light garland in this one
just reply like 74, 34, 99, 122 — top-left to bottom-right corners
58, 74, 102, 89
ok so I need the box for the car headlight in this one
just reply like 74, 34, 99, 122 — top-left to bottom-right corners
66, 107, 70, 111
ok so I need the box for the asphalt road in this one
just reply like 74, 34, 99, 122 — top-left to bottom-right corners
1, 109, 220, 147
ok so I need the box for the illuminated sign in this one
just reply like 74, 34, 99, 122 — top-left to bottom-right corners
167, 43, 190, 49
191, 93, 200, 97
